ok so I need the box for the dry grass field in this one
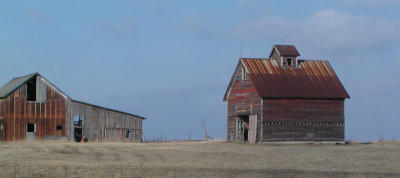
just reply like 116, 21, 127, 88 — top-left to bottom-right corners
0, 141, 400, 177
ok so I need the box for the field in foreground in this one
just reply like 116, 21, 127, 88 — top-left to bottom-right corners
0, 141, 400, 177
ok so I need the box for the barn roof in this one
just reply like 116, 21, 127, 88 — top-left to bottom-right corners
223, 58, 350, 100
0, 72, 38, 98
0, 72, 146, 119
269, 45, 300, 57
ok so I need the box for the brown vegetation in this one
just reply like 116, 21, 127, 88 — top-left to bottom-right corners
0, 141, 399, 177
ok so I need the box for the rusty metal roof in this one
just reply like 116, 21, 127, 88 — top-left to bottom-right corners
270, 45, 300, 57
240, 58, 350, 99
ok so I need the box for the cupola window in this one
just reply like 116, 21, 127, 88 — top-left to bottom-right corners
287, 58, 292, 66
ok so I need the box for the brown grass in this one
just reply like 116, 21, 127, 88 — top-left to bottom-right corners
0, 141, 400, 177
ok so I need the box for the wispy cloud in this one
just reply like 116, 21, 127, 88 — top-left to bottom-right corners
338, 0, 400, 6
29, 8, 47, 24
176, 9, 400, 55
96, 17, 139, 37
301, 9, 399, 53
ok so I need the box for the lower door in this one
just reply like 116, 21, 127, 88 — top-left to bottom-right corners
26, 123, 36, 141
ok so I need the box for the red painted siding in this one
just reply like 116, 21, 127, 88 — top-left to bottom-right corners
226, 63, 262, 142
0, 83, 67, 141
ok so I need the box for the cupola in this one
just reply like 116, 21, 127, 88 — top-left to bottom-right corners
269, 44, 300, 68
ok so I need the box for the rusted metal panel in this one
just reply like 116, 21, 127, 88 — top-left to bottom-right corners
241, 58, 350, 99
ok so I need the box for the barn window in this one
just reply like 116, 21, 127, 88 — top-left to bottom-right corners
287, 58, 292, 66
26, 78, 36, 101
74, 115, 83, 127
27, 123, 35, 132
56, 125, 62, 130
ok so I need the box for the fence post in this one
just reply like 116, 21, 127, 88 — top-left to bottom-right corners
120, 165, 123, 178
14, 165, 16, 178
65, 166, 68, 178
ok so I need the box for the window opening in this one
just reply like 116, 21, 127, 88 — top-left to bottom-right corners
74, 115, 83, 127
287, 58, 292, 66
27, 123, 35, 132
56, 125, 62, 130
27, 78, 36, 101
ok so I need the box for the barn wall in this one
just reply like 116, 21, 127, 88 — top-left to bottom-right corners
226, 62, 262, 142
0, 76, 67, 141
262, 99, 344, 141
69, 101, 143, 142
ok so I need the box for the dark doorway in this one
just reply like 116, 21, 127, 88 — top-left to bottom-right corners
241, 116, 249, 142
26, 123, 36, 141
74, 115, 83, 142
236, 115, 249, 142
244, 128, 249, 141
74, 128, 82, 142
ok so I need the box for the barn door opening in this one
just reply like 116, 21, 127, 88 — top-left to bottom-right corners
236, 116, 249, 142
26, 123, 36, 141
74, 116, 83, 142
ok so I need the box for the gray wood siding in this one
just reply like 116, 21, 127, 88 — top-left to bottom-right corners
68, 101, 143, 142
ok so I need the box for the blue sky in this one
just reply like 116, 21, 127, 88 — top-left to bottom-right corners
0, 0, 399, 141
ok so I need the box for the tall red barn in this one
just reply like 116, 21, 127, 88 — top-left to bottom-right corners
223, 45, 350, 143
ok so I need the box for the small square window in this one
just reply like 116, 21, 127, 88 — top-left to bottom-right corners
56, 125, 62, 130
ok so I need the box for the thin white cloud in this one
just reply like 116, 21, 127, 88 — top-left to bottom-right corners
339, 0, 400, 6
177, 9, 400, 55
96, 17, 138, 36
302, 9, 399, 53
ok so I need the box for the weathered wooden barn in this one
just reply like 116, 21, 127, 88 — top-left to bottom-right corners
223, 45, 350, 143
0, 73, 145, 142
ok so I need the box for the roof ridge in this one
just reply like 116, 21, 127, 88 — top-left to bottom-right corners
13, 72, 39, 79
298, 59, 329, 61
241, 57, 265, 59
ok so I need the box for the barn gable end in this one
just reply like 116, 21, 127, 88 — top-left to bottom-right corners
225, 60, 263, 143
0, 74, 68, 141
